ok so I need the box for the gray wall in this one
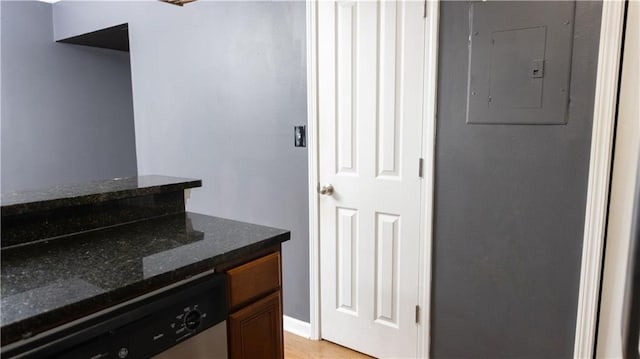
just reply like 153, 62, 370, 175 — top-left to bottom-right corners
53, 1, 310, 321
432, 2, 602, 358
1, 1, 137, 193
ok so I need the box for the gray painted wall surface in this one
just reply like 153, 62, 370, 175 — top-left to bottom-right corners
432, 2, 602, 358
53, 1, 310, 321
1, 1, 137, 193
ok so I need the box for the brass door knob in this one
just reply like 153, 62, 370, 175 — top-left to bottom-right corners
319, 184, 334, 196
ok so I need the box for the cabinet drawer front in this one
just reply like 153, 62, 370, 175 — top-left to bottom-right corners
227, 251, 281, 309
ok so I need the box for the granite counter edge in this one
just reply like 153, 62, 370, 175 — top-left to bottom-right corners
0, 231, 289, 346
1, 180, 202, 216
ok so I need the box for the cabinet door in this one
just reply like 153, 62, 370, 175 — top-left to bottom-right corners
228, 291, 283, 359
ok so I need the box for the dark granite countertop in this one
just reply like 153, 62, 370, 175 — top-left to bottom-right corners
0, 212, 289, 344
1, 175, 202, 216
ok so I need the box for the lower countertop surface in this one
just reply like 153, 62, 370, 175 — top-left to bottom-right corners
0, 212, 290, 345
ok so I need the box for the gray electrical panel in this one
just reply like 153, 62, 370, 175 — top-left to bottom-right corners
466, 1, 576, 125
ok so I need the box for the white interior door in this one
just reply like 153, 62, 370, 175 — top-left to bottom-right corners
318, 1, 426, 357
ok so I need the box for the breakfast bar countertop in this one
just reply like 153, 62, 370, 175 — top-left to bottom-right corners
1, 175, 202, 216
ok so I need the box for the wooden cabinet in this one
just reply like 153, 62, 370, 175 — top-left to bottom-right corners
228, 291, 283, 359
227, 252, 281, 310
224, 249, 283, 359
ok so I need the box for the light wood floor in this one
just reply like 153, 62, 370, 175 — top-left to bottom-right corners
284, 332, 373, 359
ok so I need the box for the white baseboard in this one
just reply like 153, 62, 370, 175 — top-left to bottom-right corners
283, 315, 311, 339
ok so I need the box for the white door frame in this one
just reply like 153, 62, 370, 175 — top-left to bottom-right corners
305, 0, 440, 357
417, 1, 440, 357
573, 1, 626, 358
596, 1, 640, 356
306, 0, 321, 342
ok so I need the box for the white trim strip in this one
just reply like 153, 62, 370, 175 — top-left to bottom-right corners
573, 1, 626, 358
283, 315, 312, 340
306, 0, 321, 342
417, 1, 439, 358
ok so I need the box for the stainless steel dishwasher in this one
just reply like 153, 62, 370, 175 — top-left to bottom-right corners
3, 272, 228, 359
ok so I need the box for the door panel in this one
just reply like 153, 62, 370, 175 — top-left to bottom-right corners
336, 2, 357, 175
337, 207, 358, 314
375, 212, 400, 327
318, 1, 426, 357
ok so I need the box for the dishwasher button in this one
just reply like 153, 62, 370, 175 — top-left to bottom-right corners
118, 347, 128, 358
184, 310, 201, 331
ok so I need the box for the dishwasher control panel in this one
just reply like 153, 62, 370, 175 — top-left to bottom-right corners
104, 290, 225, 359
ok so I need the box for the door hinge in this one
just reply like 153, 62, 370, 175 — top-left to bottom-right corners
415, 305, 420, 324
418, 158, 424, 178
423, 0, 427, 18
